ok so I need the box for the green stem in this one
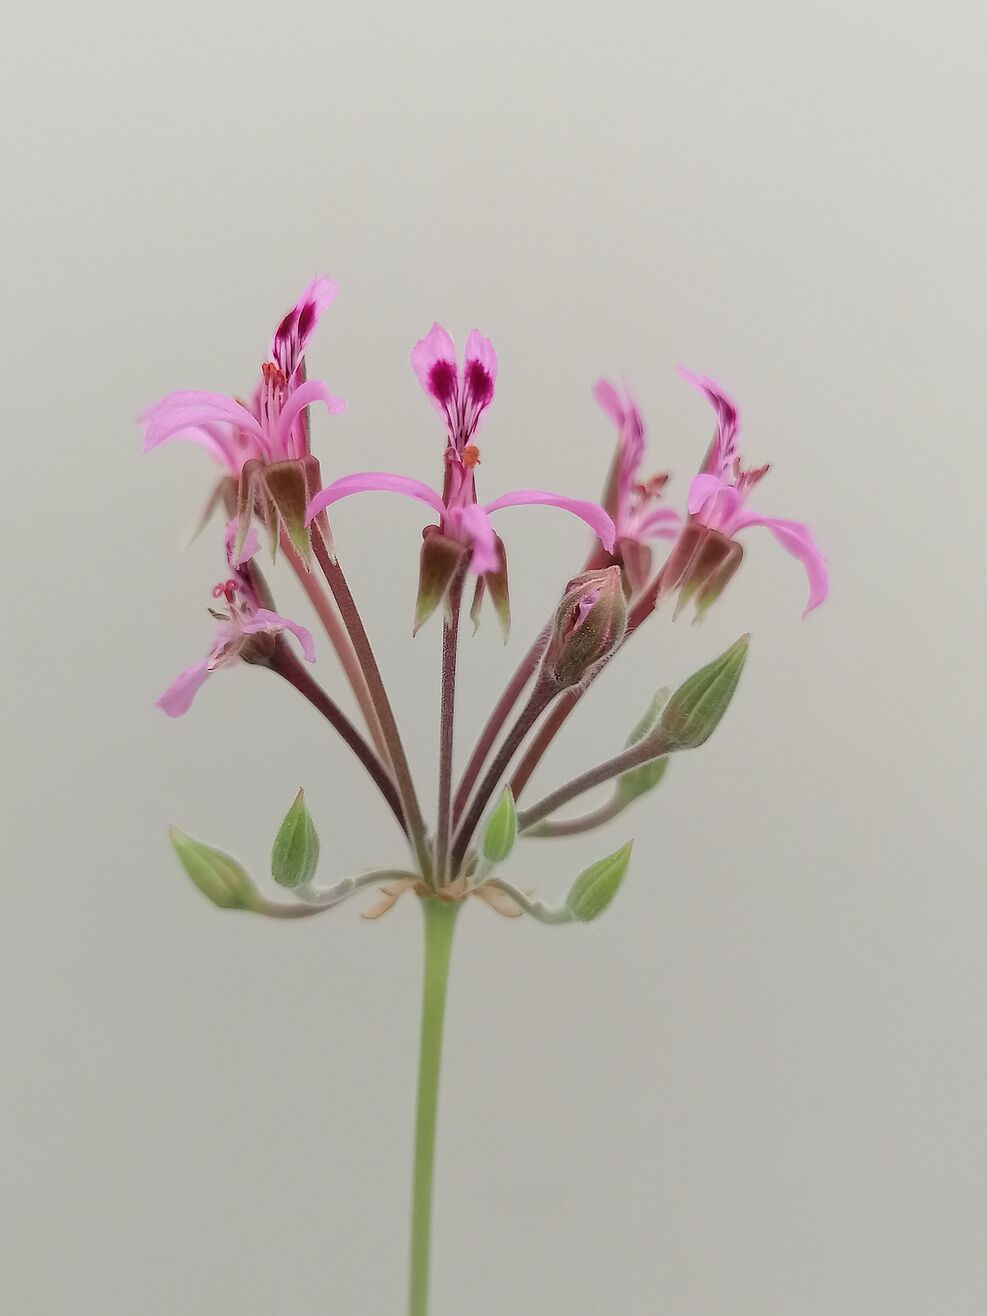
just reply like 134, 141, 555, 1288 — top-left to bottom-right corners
409, 898, 459, 1316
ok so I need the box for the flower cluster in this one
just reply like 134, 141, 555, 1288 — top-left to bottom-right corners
143, 277, 827, 919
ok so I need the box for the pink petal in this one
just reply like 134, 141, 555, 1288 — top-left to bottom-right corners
155, 660, 212, 717
463, 328, 498, 406
244, 609, 317, 661
275, 378, 347, 457
306, 472, 445, 525
410, 323, 459, 412
637, 507, 682, 540
224, 518, 260, 566
731, 510, 829, 615
687, 474, 744, 531
593, 379, 626, 429
458, 503, 498, 576
141, 391, 270, 457
483, 490, 617, 553
677, 366, 741, 477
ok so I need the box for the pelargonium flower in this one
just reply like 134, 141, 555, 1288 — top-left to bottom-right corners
672, 368, 828, 616
305, 324, 616, 636
140, 277, 344, 473
140, 278, 346, 565
156, 522, 315, 717
593, 380, 680, 592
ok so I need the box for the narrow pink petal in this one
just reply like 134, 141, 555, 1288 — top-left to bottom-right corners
306, 472, 445, 525
410, 323, 459, 412
483, 490, 617, 552
637, 507, 682, 539
677, 366, 741, 476
593, 379, 625, 429
244, 609, 317, 661
274, 378, 347, 457
458, 503, 498, 576
687, 473, 730, 515
731, 510, 829, 615
155, 660, 212, 717
141, 391, 270, 455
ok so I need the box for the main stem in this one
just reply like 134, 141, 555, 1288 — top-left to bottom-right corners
409, 898, 459, 1316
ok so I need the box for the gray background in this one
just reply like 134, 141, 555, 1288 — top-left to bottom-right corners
2, 1, 984, 1313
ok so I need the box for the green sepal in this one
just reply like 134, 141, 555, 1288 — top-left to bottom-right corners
271, 789, 320, 889
566, 842, 633, 921
265, 459, 314, 566
414, 532, 469, 634
481, 787, 518, 865
168, 827, 260, 911
659, 635, 749, 749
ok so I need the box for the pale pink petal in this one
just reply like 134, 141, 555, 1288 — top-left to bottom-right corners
458, 503, 498, 576
155, 660, 212, 717
275, 378, 347, 457
410, 323, 459, 412
731, 511, 829, 615
484, 490, 617, 552
593, 379, 626, 429
687, 474, 744, 532
224, 518, 260, 566
141, 391, 270, 456
244, 609, 317, 661
306, 472, 445, 525
637, 507, 682, 540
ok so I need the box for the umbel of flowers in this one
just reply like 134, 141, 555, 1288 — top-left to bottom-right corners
142, 279, 827, 1316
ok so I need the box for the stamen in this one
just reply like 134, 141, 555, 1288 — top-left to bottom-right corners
462, 444, 481, 469
211, 579, 238, 603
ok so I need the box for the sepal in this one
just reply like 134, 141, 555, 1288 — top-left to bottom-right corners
414, 529, 469, 634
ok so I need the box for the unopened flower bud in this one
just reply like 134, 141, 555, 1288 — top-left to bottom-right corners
659, 634, 749, 749
271, 788, 321, 889
565, 841, 633, 921
543, 566, 627, 689
169, 827, 262, 911
481, 787, 518, 866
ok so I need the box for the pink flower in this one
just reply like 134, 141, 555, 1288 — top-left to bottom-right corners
677, 368, 828, 615
156, 523, 315, 717
306, 326, 616, 581
140, 277, 345, 475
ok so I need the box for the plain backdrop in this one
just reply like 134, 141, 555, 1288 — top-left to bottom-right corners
2, 2, 984, 1313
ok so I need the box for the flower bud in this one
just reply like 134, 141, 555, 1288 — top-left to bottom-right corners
271, 788, 321, 888
481, 787, 518, 866
543, 566, 627, 689
658, 635, 749, 749
168, 827, 262, 911
566, 841, 633, 921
